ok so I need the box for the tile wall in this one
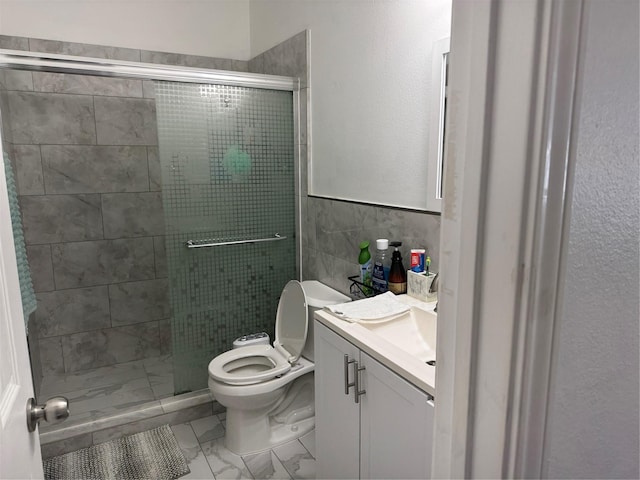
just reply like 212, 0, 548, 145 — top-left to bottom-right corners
0, 35, 249, 380
0, 30, 441, 387
249, 31, 441, 297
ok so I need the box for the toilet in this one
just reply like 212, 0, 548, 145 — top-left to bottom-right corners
208, 280, 350, 455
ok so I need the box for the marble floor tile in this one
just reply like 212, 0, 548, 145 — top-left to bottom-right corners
190, 415, 225, 444
39, 359, 164, 432
40, 409, 95, 431
160, 389, 211, 414
40, 432, 92, 459
58, 377, 155, 416
298, 431, 316, 459
200, 437, 253, 480
243, 450, 291, 480
143, 355, 175, 399
40, 399, 164, 436
143, 356, 173, 380
143, 354, 173, 376
150, 379, 175, 400
39, 359, 147, 397
217, 411, 227, 429
171, 423, 216, 479
273, 440, 316, 480
211, 401, 225, 416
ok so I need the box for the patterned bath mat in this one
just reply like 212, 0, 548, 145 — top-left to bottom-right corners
43, 425, 190, 480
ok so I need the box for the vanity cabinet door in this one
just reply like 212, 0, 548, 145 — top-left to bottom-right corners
359, 351, 434, 480
315, 322, 361, 480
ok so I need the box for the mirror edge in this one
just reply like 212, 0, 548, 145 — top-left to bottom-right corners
426, 36, 450, 213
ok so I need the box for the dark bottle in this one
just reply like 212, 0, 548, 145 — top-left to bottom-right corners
388, 241, 407, 294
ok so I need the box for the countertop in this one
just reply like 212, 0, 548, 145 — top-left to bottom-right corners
314, 294, 437, 397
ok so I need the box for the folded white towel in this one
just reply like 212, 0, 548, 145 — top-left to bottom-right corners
324, 292, 410, 323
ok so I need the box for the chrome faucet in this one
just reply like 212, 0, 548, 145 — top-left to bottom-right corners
429, 272, 439, 313
429, 272, 439, 293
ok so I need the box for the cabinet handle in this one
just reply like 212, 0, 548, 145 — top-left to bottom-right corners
344, 354, 356, 395
353, 361, 366, 404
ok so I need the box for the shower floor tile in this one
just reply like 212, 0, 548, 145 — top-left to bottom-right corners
39, 360, 148, 397
143, 355, 175, 400
39, 355, 175, 432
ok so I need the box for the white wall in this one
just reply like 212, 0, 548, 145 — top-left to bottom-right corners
250, 0, 451, 210
0, 0, 451, 209
543, 0, 639, 477
0, 0, 251, 59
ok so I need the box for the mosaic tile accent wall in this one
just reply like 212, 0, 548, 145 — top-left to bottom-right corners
154, 82, 296, 393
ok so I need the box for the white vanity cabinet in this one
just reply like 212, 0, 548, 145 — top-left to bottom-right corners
315, 321, 435, 479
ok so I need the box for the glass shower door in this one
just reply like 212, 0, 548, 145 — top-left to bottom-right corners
154, 82, 296, 394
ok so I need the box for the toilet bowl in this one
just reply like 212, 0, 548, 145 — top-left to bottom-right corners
208, 280, 350, 455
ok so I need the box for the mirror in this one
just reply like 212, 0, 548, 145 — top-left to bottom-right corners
426, 37, 450, 213
307, 2, 452, 211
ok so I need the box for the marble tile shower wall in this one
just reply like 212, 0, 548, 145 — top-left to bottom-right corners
249, 30, 441, 297
1, 29, 440, 382
302, 198, 441, 295
248, 30, 309, 279
0, 35, 249, 376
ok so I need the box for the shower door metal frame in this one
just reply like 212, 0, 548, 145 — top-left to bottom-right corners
0, 49, 298, 90
0, 48, 304, 280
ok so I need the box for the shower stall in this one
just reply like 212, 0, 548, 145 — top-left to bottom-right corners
0, 45, 300, 447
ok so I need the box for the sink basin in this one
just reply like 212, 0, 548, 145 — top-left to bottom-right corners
358, 307, 436, 363
316, 295, 438, 395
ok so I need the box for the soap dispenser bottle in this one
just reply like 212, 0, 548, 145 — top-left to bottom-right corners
388, 241, 407, 294
372, 239, 390, 294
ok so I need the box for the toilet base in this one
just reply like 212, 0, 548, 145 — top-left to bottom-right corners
223, 373, 315, 455
224, 409, 315, 455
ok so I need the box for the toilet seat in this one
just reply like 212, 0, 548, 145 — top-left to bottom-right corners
208, 281, 309, 387
208, 344, 291, 386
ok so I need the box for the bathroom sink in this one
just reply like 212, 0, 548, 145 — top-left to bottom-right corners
358, 307, 436, 363
316, 295, 437, 395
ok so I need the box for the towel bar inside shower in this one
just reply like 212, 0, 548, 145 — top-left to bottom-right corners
185, 233, 287, 249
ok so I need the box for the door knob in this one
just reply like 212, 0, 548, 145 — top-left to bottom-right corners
26, 396, 69, 432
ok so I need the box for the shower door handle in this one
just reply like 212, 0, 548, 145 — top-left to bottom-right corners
26, 396, 69, 432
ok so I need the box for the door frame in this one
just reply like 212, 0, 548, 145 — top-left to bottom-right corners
432, 0, 585, 477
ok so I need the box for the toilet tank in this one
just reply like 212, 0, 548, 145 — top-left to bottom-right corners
300, 280, 351, 361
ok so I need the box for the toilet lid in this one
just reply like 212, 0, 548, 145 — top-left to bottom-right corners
273, 280, 308, 363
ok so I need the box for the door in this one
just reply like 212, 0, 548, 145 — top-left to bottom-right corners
314, 322, 360, 479
360, 352, 434, 480
0, 153, 43, 478
153, 81, 297, 394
